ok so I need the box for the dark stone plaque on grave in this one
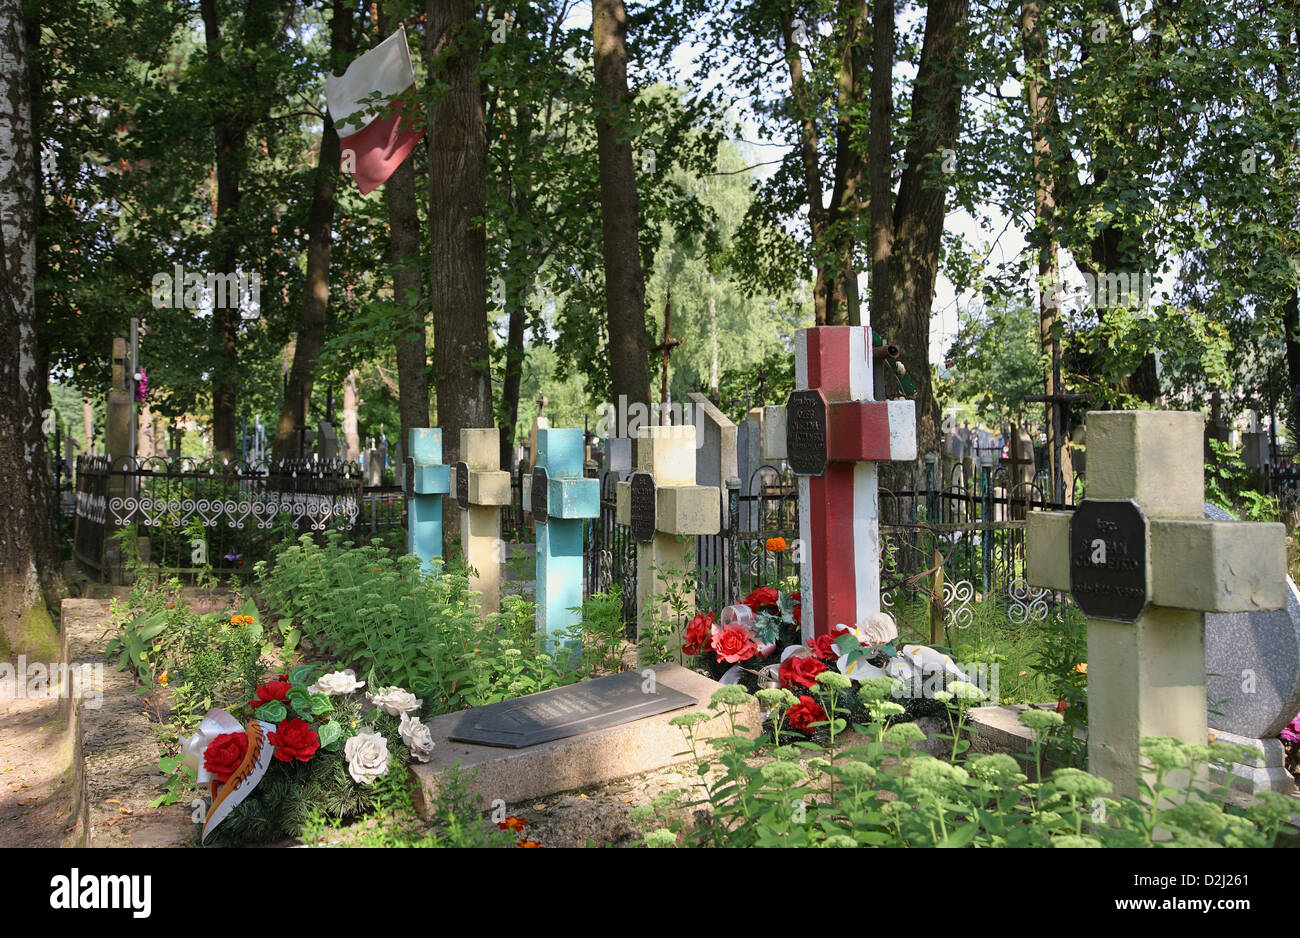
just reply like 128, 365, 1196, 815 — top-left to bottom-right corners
629, 471, 656, 543
456, 461, 469, 510
449, 669, 696, 748
531, 465, 549, 524
787, 388, 829, 476
404, 456, 415, 497
1070, 498, 1149, 622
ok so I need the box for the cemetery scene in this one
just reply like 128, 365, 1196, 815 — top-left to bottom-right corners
3, 0, 1300, 864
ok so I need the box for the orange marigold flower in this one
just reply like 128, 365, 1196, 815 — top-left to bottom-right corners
765, 536, 787, 553
516, 840, 542, 848
158, 671, 168, 686
498, 816, 527, 832
1074, 662, 1087, 675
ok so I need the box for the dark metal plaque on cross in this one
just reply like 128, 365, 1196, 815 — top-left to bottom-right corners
1069, 498, 1149, 621
448, 669, 696, 748
455, 461, 469, 510
786, 388, 829, 476
404, 456, 415, 497
531, 465, 549, 524
629, 471, 656, 543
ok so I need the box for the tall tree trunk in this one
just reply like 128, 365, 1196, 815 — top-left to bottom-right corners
877, 0, 968, 455
82, 398, 94, 456
778, 1, 833, 324
202, 0, 276, 464
389, 154, 430, 445
427, 0, 494, 546
593, 0, 652, 410
272, 0, 354, 462
1022, 0, 1071, 498
381, 3, 430, 449
500, 278, 526, 469
826, 0, 868, 327
342, 368, 360, 461
867, 0, 893, 331
0, 0, 59, 653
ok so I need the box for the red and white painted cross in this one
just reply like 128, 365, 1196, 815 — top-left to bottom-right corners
789, 326, 916, 641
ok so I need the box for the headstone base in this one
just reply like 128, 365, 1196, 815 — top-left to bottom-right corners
1209, 730, 1297, 796
410, 664, 760, 812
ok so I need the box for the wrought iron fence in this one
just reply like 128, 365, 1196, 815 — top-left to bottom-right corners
72, 455, 383, 582
585, 471, 638, 634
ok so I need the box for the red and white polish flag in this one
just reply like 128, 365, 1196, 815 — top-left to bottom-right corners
325, 27, 422, 195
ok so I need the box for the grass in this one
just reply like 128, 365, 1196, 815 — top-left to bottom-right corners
885, 589, 1066, 706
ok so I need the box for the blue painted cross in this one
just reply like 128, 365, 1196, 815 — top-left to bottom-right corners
532, 428, 599, 654
405, 428, 451, 574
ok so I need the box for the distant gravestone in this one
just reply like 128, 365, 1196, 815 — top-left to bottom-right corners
1205, 503, 1300, 794
736, 418, 762, 530
604, 436, 634, 481
688, 392, 736, 530
318, 421, 339, 461
448, 669, 696, 748
628, 471, 656, 544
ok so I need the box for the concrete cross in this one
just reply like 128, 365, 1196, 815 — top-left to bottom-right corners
458, 428, 511, 618
786, 326, 916, 642
530, 428, 600, 654
1027, 410, 1286, 796
616, 425, 720, 663
405, 428, 451, 574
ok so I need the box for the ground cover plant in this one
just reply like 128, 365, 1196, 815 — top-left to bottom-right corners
632, 677, 1295, 848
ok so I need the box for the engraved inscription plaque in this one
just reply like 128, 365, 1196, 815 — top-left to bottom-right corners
786, 389, 829, 476
1069, 498, 1148, 621
531, 466, 549, 524
456, 461, 469, 510
449, 669, 697, 748
629, 472, 657, 543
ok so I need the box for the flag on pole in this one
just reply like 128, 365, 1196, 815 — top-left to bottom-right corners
325, 27, 422, 195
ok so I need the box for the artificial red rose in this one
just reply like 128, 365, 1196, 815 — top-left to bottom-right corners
268, 717, 320, 763
785, 695, 827, 733
792, 591, 801, 627
682, 612, 714, 656
203, 731, 249, 783
710, 622, 758, 664
780, 654, 827, 689
807, 633, 839, 660
741, 587, 780, 613
249, 680, 291, 709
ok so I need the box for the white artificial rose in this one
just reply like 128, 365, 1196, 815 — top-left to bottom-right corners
309, 669, 365, 696
344, 731, 390, 785
365, 685, 422, 716
399, 713, 435, 764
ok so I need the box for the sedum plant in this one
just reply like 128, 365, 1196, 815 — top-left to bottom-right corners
634, 679, 1294, 848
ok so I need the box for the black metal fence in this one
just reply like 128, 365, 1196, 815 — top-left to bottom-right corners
71, 455, 405, 582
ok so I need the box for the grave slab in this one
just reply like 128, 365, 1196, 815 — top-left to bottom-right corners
1204, 503, 1300, 794
410, 664, 761, 811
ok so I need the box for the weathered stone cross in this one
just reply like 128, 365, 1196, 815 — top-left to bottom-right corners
1027, 410, 1286, 796
616, 425, 720, 662
457, 428, 511, 618
786, 325, 916, 641
405, 428, 451, 574
530, 427, 600, 654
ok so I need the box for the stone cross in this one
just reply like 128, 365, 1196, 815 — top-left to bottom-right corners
616, 425, 720, 662
458, 428, 511, 618
786, 326, 916, 642
405, 428, 451, 574
1027, 410, 1286, 797
530, 427, 600, 654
